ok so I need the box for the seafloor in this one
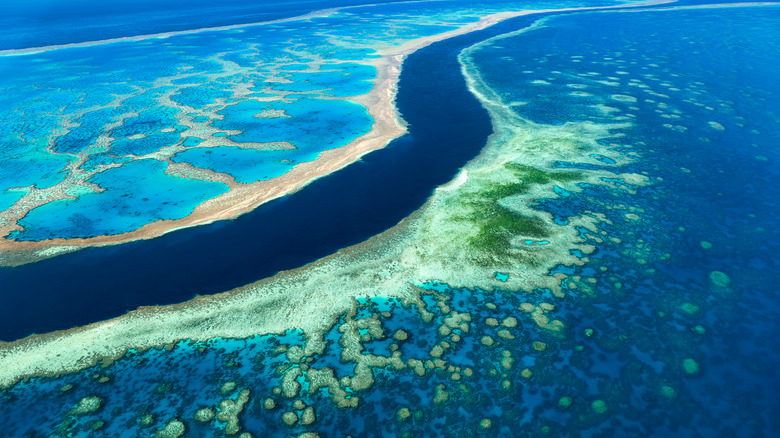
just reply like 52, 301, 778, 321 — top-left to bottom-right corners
0, 0, 779, 437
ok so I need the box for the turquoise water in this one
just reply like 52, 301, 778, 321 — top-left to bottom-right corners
0, 190, 26, 212
271, 63, 377, 96
170, 85, 233, 109
172, 147, 297, 184
0, 151, 70, 192
11, 160, 229, 240
172, 98, 372, 183
216, 98, 372, 150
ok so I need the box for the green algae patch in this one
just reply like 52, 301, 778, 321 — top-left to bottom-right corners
468, 207, 548, 254
679, 303, 700, 316
682, 358, 700, 376
709, 271, 730, 287
591, 399, 608, 414
463, 164, 581, 255
138, 414, 155, 427
584, 328, 595, 337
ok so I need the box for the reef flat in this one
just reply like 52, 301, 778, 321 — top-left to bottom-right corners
1, 1, 779, 436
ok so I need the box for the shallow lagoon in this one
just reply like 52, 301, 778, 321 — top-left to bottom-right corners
11, 159, 229, 240
215, 98, 372, 150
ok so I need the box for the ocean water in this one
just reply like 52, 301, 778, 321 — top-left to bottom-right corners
213, 98, 371, 152
0, 0, 412, 50
1, 1, 779, 437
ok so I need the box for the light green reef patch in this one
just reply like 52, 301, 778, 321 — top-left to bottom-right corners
682, 358, 700, 375
679, 302, 699, 315
591, 399, 608, 414
709, 270, 730, 288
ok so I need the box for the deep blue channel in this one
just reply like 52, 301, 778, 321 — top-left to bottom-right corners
0, 14, 555, 342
